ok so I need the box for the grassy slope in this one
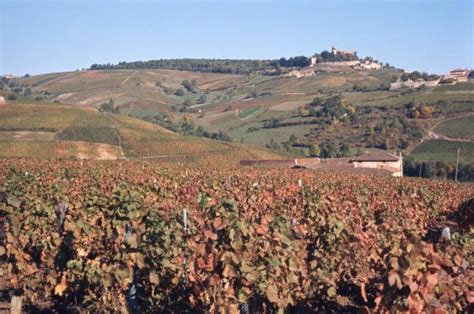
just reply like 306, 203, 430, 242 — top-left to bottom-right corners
411, 140, 474, 164
0, 103, 280, 161
434, 116, 474, 140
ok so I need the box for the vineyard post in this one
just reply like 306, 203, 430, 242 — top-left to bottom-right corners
454, 147, 460, 182
183, 208, 188, 270
183, 208, 188, 234
11, 296, 22, 314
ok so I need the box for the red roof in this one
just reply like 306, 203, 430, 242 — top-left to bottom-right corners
350, 152, 400, 162
450, 69, 467, 73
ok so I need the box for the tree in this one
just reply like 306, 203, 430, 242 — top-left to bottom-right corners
175, 88, 185, 96
320, 142, 338, 158
182, 80, 196, 93
420, 105, 433, 119
266, 138, 280, 150
421, 162, 433, 178
24, 87, 32, 97
197, 94, 207, 104
99, 99, 118, 114
310, 97, 322, 107
309, 144, 321, 157
183, 98, 194, 107
320, 51, 333, 62
180, 115, 195, 134
339, 143, 351, 157
404, 101, 416, 110
289, 134, 298, 144
298, 106, 309, 117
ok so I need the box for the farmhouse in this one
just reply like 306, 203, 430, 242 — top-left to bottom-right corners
241, 151, 403, 177
349, 151, 403, 177
390, 79, 440, 90
446, 68, 471, 82
309, 56, 318, 67
286, 68, 316, 78
357, 61, 382, 70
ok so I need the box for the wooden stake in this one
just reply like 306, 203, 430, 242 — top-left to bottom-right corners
183, 208, 188, 234
455, 147, 460, 182
11, 296, 22, 314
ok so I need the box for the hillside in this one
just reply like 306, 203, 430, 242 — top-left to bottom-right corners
0, 102, 279, 162
2, 66, 473, 179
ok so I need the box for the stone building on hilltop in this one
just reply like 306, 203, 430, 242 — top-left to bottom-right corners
286, 68, 316, 78
357, 61, 382, 70
446, 69, 471, 82
332, 46, 355, 57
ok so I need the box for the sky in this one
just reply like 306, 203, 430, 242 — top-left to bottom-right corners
0, 0, 472, 75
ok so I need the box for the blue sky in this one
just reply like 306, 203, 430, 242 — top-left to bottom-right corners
1, 0, 472, 75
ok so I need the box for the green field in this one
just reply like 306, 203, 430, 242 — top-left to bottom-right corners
238, 106, 261, 118
57, 127, 121, 145
434, 116, 474, 139
411, 140, 474, 164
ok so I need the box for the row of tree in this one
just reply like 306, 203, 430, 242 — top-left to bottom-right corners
403, 158, 474, 182
316, 50, 358, 62
400, 71, 440, 82
88, 50, 372, 74
90, 59, 274, 74
270, 56, 310, 68
143, 114, 232, 142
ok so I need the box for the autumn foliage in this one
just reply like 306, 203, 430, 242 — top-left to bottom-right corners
0, 159, 472, 312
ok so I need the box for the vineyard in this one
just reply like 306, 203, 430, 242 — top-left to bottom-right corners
0, 159, 473, 312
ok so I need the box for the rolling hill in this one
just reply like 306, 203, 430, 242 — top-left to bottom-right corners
0, 102, 280, 162
2, 65, 473, 179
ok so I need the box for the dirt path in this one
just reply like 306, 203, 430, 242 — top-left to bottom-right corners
426, 112, 474, 142
240, 108, 262, 120
280, 92, 308, 95
143, 98, 172, 106
406, 112, 474, 154
120, 71, 137, 86
427, 130, 473, 142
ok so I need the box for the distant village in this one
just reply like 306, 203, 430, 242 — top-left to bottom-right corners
285, 46, 382, 78
284, 47, 473, 88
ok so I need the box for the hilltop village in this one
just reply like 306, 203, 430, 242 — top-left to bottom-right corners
285, 47, 473, 88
